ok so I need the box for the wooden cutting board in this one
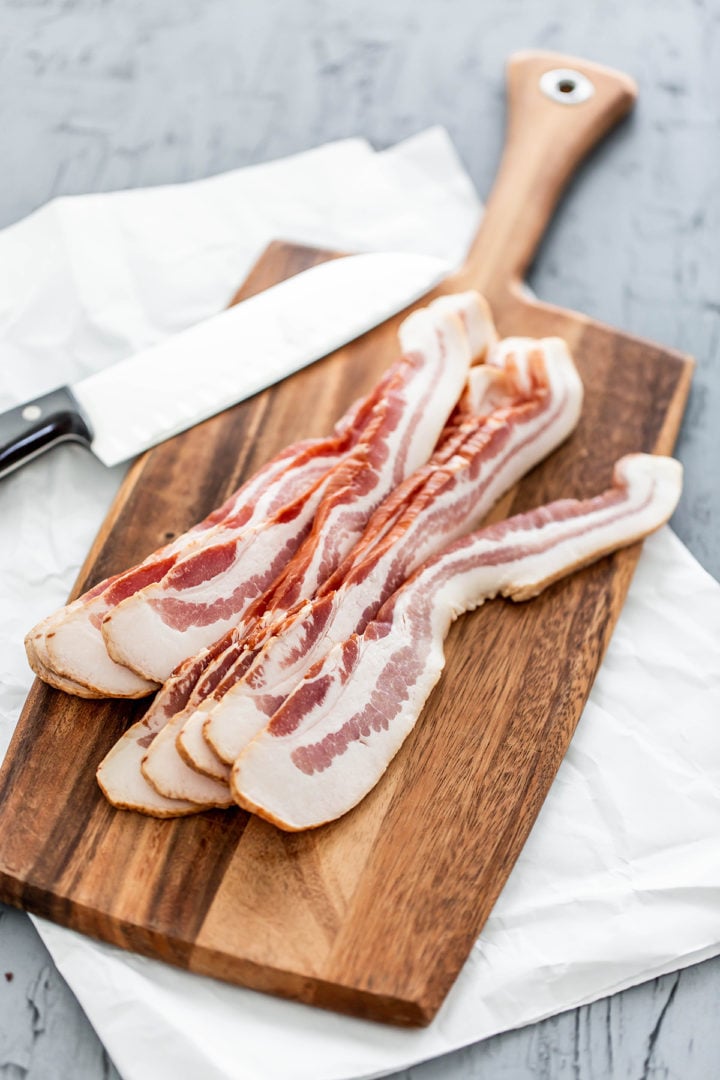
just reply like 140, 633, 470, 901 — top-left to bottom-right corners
0, 52, 693, 1026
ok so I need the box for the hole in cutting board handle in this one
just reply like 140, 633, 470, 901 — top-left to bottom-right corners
539, 67, 595, 105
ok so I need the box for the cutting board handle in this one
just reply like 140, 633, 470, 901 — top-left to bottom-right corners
461, 51, 637, 298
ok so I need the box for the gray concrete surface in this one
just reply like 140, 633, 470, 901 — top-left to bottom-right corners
1, 0, 719, 1077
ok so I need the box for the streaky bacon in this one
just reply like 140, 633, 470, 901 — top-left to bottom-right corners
96, 630, 244, 813
132, 421, 485, 791
160, 362, 534, 779
200, 335, 584, 768
25, 633, 107, 699
102, 293, 488, 690
98, 292, 496, 811
148, 422, 485, 788
231, 454, 683, 831
108, 385, 487, 792
141, 334, 582, 803
134, 358, 532, 792
27, 387, 386, 698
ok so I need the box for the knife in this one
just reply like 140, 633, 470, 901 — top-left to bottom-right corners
0, 251, 449, 479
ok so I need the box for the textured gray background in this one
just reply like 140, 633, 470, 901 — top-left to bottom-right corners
1, 0, 719, 1077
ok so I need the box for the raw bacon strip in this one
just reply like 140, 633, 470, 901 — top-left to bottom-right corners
100, 295, 496, 811
97, 741, 202, 817
103, 294, 488, 687
150, 335, 580, 798
27, 409, 373, 698
25, 632, 106, 699
177, 709, 229, 779
165, 359, 548, 773
30, 355, 415, 699
97, 695, 230, 816
141, 704, 233, 800
201, 336, 583, 767
111, 305, 497, 807
92, 298, 496, 708
140, 715, 234, 807
232, 454, 683, 831
140, 347, 559, 789
138, 296, 494, 801
131, 379, 491, 777
96, 631, 243, 813
250, 358, 503, 620
136, 634, 255, 798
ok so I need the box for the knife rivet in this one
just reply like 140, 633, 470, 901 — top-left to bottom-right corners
22, 405, 42, 422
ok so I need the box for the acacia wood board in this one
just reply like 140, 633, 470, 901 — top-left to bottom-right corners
0, 52, 693, 1026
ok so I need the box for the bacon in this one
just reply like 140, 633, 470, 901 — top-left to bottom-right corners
25, 631, 107, 699
149, 371, 515, 766
26, 412, 373, 698
96, 696, 231, 816
101, 294, 488, 686
231, 454, 683, 830
114, 382, 488, 778
133, 370, 518, 792
140, 711, 234, 807
28, 310, 464, 700
96, 632, 242, 813
96, 294, 495, 812
140, 334, 582, 804
134, 634, 253, 800
177, 708, 230, 779
198, 335, 583, 768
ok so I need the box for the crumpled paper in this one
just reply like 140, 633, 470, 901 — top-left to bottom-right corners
1, 129, 719, 1080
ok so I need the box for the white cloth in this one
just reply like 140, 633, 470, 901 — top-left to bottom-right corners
1, 129, 719, 1080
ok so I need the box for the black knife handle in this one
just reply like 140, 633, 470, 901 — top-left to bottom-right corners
0, 387, 93, 480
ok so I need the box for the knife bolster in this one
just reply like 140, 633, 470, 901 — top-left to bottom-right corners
0, 386, 94, 479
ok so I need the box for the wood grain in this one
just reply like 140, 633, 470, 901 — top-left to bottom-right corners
0, 52, 693, 1025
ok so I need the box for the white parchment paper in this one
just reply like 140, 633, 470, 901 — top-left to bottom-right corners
1, 129, 719, 1080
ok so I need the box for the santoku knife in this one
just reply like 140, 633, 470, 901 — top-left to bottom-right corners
0, 252, 448, 479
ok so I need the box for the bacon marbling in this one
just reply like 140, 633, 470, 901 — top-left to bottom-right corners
26, 416, 368, 698
162, 364, 536, 779
98, 293, 496, 811
101, 293, 489, 687
201, 335, 583, 767
231, 454, 682, 830
136, 367, 525, 791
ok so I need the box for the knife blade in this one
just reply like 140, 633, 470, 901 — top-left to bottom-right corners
0, 251, 449, 479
